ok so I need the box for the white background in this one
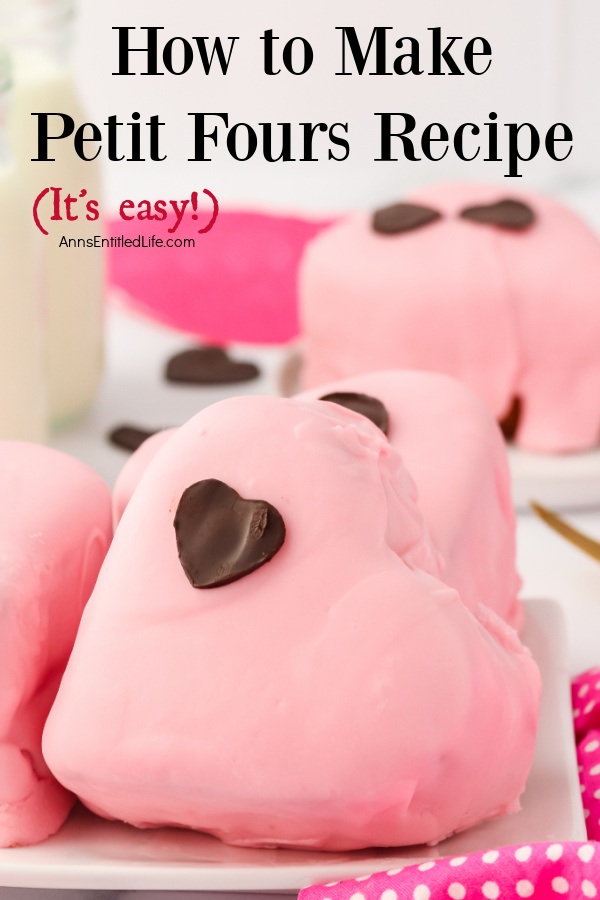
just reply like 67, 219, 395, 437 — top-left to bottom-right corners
70, 0, 600, 213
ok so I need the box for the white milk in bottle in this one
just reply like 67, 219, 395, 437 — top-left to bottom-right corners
0, 49, 46, 441
1, 0, 103, 426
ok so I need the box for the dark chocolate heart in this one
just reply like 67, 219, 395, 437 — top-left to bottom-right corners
459, 199, 535, 230
372, 203, 441, 235
498, 396, 523, 442
174, 479, 286, 589
165, 347, 260, 385
319, 392, 390, 436
108, 424, 160, 452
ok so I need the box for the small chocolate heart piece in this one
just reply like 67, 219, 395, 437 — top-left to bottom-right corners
498, 396, 523, 442
165, 347, 260, 385
174, 479, 286, 589
320, 392, 390, 436
109, 424, 160, 453
460, 199, 535, 231
372, 203, 441, 235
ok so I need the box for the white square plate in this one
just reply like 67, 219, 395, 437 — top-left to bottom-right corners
509, 447, 600, 511
0, 599, 585, 894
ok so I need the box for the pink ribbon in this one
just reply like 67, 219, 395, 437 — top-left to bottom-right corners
299, 669, 600, 900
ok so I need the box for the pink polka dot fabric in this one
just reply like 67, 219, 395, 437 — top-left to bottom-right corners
573, 667, 600, 838
298, 669, 600, 900
300, 844, 599, 900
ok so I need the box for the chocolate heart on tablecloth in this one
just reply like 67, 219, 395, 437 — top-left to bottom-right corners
460, 198, 535, 230
320, 391, 390, 436
109, 424, 161, 452
372, 203, 441, 235
174, 479, 286, 588
165, 347, 260, 385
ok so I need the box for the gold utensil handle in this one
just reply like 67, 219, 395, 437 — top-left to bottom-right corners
530, 502, 600, 562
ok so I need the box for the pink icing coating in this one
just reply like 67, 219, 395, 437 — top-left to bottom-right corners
297, 370, 522, 630
300, 183, 600, 453
45, 396, 539, 850
113, 371, 521, 629
0, 442, 112, 847
112, 429, 175, 528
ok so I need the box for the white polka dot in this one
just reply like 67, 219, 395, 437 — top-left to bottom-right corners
386, 869, 404, 876
582, 784, 587, 792
591, 764, 600, 776
324, 884, 338, 889
356, 874, 371, 882
482, 882, 500, 899
579, 845, 596, 863
546, 843, 564, 861
448, 885, 466, 900
580, 684, 591, 697
585, 808, 591, 817
381, 890, 397, 900
552, 877, 569, 894
350, 893, 365, 900
515, 845, 533, 862
594, 789, 600, 799
583, 880, 598, 898
449, 856, 467, 867
585, 740, 600, 753
413, 887, 430, 900
482, 850, 499, 864
516, 882, 534, 898
418, 861, 435, 872
585, 701, 597, 714
574, 709, 581, 718
595, 679, 600, 690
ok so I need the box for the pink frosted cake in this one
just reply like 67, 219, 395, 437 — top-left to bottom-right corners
0, 442, 112, 847
300, 182, 600, 453
114, 370, 521, 629
44, 392, 540, 851
297, 370, 521, 629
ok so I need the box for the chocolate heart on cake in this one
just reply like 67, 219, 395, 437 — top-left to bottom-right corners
372, 202, 441, 235
174, 478, 286, 588
319, 391, 390, 435
460, 198, 534, 230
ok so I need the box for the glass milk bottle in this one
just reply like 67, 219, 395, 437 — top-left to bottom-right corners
0, 0, 103, 426
0, 50, 46, 441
